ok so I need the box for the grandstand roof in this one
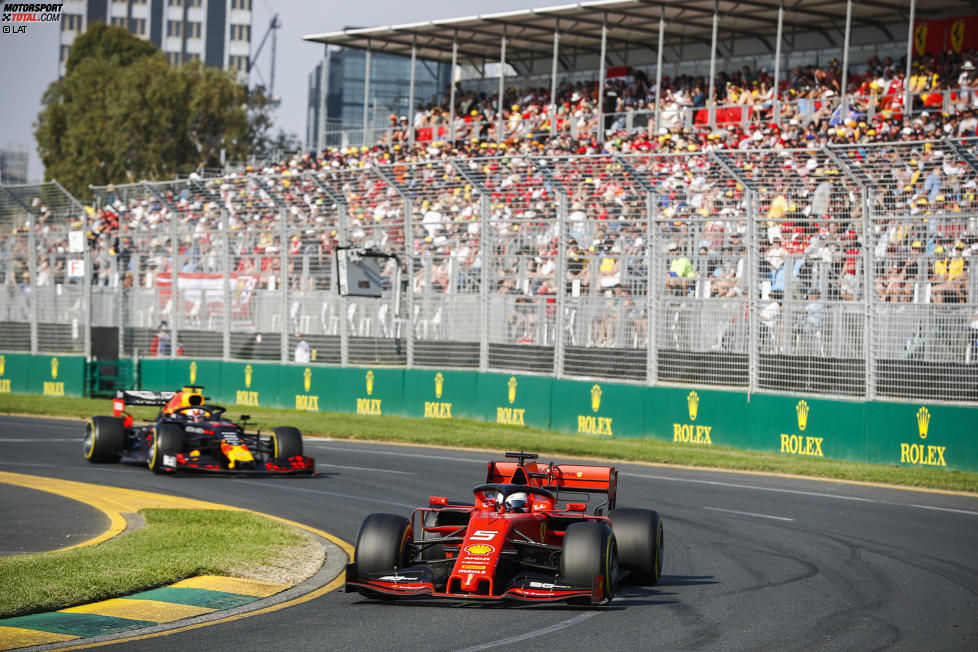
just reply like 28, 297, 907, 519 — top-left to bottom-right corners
303, 0, 973, 67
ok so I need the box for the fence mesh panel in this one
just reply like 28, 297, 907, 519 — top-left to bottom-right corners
3, 139, 977, 404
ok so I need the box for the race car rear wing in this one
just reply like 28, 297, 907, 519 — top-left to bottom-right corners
114, 390, 176, 407
486, 459, 617, 511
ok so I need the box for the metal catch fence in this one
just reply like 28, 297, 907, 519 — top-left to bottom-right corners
2, 139, 977, 404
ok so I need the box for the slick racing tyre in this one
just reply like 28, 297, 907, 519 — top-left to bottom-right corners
355, 513, 414, 572
611, 508, 664, 585
561, 521, 618, 603
148, 423, 184, 474
83, 417, 125, 463
271, 426, 303, 459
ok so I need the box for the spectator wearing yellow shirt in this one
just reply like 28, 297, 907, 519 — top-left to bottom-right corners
932, 241, 969, 303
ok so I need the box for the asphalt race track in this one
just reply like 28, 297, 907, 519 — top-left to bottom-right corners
1, 414, 976, 651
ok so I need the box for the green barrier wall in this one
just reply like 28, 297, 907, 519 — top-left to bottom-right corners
550, 379, 646, 438
403, 370, 479, 421
475, 372, 553, 430
0, 353, 32, 396
5, 354, 978, 472
25, 355, 86, 398
644, 387, 750, 449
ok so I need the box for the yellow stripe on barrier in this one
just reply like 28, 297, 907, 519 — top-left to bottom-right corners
171, 575, 290, 597
0, 625, 79, 649
62, 598, 216, 622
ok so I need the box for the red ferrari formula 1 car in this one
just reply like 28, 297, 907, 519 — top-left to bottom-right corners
345, 451, 663, 604
82, 386, 315, 475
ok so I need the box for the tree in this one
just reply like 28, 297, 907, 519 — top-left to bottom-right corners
35, 24, 272, 196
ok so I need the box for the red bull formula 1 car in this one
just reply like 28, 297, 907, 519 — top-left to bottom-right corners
82, 386, 315, 475
345, 451, 663, 604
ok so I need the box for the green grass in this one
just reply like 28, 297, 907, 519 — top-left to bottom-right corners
0, 509, 315, 618
3, 393, 977, 494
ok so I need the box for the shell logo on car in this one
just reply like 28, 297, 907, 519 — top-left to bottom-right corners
464, 544, 494, 555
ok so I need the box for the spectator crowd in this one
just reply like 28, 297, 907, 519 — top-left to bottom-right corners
3, 48, 976, 360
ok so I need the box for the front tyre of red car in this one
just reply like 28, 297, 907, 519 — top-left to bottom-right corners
611, 508, 664, 585
354, 513, 414, 573
560, 521, 618, 603
148, 424, 183, 474
83, 417, 125, 463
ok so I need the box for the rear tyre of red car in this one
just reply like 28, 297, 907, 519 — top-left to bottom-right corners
149, 424, 184, 474
560, 521, 618, 603
355, 513, 414, 573
83, 417, 125, 463
272, 427, 303, 459
611, 508, 664, 585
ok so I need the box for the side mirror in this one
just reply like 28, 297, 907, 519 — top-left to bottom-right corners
240, 414, 251, 422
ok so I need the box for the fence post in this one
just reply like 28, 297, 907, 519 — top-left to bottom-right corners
27, 205, 37, 355
745, 189, 758, 396
404, 197, 414, 367
221, 205, 231, 361
647, 190, 658, 385
554, 191, 567, 378
280, 205, 289, 364
479, 193, 490, 373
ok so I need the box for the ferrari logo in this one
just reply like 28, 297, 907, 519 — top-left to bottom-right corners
796, 400, 809, 431
913, 23, 927, 56
951, 19, 964, 53
244, 364, 253, 388
507, 376, 517, 404
303, 367, 312, 393
435, 372, 444, 399
917, 406, 930, 440
0, 355, 5, 376
51, 357, 58, 380
590, 384, 602, 412
687, 391, 699, 421
189, 361, 197, 384
366, 370, 374, 395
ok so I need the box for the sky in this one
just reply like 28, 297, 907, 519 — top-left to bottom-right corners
0, 0, 549, 184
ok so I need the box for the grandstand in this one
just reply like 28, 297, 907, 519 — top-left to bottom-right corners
1, 0, 977, 405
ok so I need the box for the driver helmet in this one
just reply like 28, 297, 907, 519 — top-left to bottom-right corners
187, 407, 206, 422
505, 492, 529, 513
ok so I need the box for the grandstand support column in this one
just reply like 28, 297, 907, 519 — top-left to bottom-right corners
449, 31, 458, 145
554, 191, 568, 379
597, 12, 608, 144
708, 0, 719, 130
408, 34, 417, 150
904, 0, 916, 114
647, 190, 658, 385
363, 40, 372, 147
497, 25, 506, 146
221, 207, 231, 361
653, 8, 664, 137
479, 194, 489, 372
773, 0, 784, 127
840, 0, 853, 121
550, 19, 559, 139
319, 44, 328, 152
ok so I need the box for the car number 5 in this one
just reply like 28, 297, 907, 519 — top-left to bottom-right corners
470, 530, 496, 541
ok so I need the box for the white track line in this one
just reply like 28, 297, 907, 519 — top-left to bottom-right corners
704, 506, 794, 521
314, 463, 414, 475
453, 611, 600, 651
233, 479, 416, 508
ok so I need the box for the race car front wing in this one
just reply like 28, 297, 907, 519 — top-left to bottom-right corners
345, 563, 603, 603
